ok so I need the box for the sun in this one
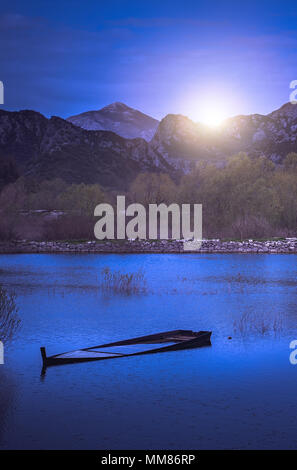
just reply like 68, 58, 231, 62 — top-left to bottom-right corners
200, 108, 227, 127
183, 94, 234, 128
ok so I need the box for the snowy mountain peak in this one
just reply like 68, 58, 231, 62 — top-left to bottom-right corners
67, 103, 159, 141
101, 102, 130, 111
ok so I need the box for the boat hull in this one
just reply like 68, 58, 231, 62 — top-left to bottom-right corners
41, 329, 212, 369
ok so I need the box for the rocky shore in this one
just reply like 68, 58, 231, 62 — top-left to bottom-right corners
0, 238, 296, 254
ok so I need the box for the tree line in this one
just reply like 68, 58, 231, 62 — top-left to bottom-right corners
0, 152, 296, 240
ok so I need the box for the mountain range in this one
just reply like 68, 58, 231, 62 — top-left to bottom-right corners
0, 109, 170, 190
0, 102, 296, 190
150, 102, 297, 171
67, 102, 159, 141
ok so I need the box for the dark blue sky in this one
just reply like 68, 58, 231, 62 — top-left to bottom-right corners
0, 0, 297, 121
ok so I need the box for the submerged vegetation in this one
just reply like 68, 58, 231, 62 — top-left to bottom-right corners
0, 286, 21, 341
233, 311, 283, 337
99, 267, 147, 296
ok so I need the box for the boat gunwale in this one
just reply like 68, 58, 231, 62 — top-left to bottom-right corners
41, 330, 212, 368
82, 329, 200, 350
51, 329, 201, 358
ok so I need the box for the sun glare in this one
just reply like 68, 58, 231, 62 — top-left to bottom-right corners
184, 94, 235, 128
200, 108, 227, 127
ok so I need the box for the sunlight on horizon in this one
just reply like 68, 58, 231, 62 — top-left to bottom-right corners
188, 102, 232, 127
182, 89, 242, 127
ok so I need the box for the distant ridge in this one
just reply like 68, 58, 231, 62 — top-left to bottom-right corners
0, 109, 172, 190
0, 102, 296, 190
150, 101, 297, 170
67, 102, 159, 141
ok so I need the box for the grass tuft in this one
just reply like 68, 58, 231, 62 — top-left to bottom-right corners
233, 311, 283, 337
99, 267, 147, 296
0, 286, 21, 341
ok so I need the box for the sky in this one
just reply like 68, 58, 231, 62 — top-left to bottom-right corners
0, 0, 297, 123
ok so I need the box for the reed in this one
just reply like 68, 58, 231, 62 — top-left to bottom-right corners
100, 267, 147, 295
233, 311, 283, 337
0, 286, 21, 341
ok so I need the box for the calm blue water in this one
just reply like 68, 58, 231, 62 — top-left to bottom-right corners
0, 253, 296, 449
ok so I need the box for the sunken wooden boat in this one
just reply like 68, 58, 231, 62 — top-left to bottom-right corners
40, 329, 212, 368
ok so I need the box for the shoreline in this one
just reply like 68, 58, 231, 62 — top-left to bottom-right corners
0, 238, 296, 254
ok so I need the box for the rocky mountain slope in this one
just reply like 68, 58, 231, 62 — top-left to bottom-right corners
0, 109, 172, 190
0, 102, 296, 191
151, 102, 297, 170
67, 102, 159, 141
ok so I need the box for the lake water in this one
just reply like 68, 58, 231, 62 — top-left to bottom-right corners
0, 253, 296, 450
